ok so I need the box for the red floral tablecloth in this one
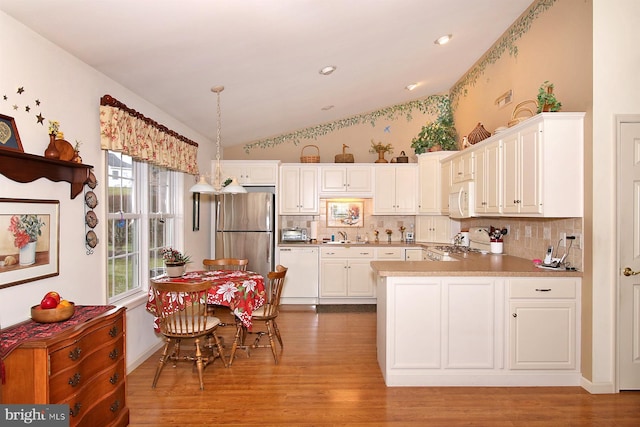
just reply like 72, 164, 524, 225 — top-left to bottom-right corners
146, 270, 265, 331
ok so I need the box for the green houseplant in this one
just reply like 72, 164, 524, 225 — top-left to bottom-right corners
410, 113, 458, 154
536, 81, 562, 113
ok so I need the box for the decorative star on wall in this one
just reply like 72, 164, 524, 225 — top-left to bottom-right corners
25, 105, 30, 112
3, 95, 7, 101
17, 87, 24, 94
12, 105, 18, 110
36, 113, 45, 124
35, 99, 40, 106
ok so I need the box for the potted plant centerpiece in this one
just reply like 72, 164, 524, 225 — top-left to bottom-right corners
411, 103, 458, 154
161, 247, 191, 277
370, 140, 393, 163
536, 81, 562, 113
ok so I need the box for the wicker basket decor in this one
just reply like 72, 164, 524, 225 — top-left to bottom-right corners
508, 99, 538, 127
467, 122, 491, 145
335, 144, 354, 163
300, 145, 320, 163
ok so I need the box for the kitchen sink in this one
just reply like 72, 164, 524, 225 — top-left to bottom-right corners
322, 240, 368, 245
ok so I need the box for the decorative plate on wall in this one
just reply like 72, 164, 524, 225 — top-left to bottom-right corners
85, 230, 98, 248
84, 191, 98, 209
85, 210, 98, 228
86, 171, 97, 189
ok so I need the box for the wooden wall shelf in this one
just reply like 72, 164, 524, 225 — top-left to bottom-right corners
0, 150, 93, 199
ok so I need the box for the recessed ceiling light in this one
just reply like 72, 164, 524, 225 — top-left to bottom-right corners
321, 105, 335, 111
319, 65, 337, 75
434, 34, 452, 45
405, 83, 418, 91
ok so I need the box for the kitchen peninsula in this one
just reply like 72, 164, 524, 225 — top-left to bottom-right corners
371, 254, 582, 387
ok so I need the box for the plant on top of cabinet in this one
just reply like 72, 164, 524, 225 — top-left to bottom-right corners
370, 140, 393, 163
536, 81, 562, 113
410, 99, 458, 153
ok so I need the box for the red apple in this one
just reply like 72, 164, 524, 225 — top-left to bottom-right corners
40, 296, 58, 309
44, 291, 61, 305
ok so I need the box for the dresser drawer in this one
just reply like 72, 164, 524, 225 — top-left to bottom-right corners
49, 316, 124, 373
66, 377, 127, 427
49, 336, 124, 402
509, 278, 577, 299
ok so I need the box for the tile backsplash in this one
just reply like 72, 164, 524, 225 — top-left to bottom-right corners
279, 199, 583, 270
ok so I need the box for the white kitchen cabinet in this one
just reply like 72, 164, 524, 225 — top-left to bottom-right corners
279, 165, 318, 215
501, 124, 541, 215
440, 159, 452, 214
373, 165, 417, 214
474, 140, 501, 215
418, 152, 456, 214
375, 247, 404, 260
320, 165, 372, 195
451, 150, 474, 183
278, 246, 319, 304
320, 246, 375, 298
404, 248, 425, 261
220, 160, 279, 185
415, 215, 452, 243
508, 278, 579, 370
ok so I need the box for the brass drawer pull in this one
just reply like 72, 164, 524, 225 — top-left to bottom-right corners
110, 372, 119, 384
110, 400, 120, 413
70, 403, 82, 417
109, 325, 119, 337
68, 373, 81, 387
109, 348, 119, 359
69, 347, 82, 360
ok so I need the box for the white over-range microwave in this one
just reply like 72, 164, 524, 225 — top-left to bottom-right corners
449, 181, 475, 219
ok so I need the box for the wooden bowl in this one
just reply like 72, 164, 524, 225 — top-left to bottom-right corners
31, 302, 75, 323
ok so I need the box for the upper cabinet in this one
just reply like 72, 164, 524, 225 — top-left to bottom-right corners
279, 165, 319, 215
320, 165, 372, 196
417, 152, 456, 215
373, 164, 417, 214
220, 160, 279, 185
444, 112, 585, 218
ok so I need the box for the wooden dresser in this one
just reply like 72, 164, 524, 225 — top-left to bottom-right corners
1, 306, 129, 427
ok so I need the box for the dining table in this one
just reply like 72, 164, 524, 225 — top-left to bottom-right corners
146, 269, 266, 331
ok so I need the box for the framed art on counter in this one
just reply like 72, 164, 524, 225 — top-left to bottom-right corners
0, 198, 60, 289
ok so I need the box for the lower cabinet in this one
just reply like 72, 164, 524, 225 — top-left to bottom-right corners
508, 278, 578, 370
320, 246, 375, 299
376, 275, 581, 386
1, 306, 129, 427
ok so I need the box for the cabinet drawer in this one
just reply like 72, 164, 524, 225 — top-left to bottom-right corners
375, 247, 404, 259
509, 278, 576, 299
320, 247, 374, 258
63, 369, 127, 427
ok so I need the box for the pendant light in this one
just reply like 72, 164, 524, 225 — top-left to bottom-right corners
211, 86, 246, 194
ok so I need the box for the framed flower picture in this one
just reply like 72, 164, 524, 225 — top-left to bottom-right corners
0, 114, 24, 152
326, 200, 364, 228
0, 198, 60, 289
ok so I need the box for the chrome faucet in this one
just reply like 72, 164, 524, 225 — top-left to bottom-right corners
338, 231, 348, 241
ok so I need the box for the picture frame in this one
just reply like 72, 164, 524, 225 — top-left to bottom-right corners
326, 200, 364, 228
0, 114, 24, 152
0, 198, 60, 289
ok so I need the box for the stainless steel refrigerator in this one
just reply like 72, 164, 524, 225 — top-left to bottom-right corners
214, 191, 275, 280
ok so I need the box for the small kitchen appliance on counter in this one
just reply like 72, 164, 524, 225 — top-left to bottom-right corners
425, 227, 492, 261
281, 227, 308, 242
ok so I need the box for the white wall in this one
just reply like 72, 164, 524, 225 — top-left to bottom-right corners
0, 12, 215, 371
590, 0, 640, 392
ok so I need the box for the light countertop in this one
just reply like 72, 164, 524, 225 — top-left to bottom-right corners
371, 252, 582, 277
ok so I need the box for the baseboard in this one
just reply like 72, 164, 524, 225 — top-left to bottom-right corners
580, 376, 617, 394
316, 304, 376, 313
126, 341, 164, 374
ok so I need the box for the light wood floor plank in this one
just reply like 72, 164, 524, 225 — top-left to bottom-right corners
126, 306, 640, 426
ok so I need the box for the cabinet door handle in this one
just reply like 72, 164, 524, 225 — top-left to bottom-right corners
535, 288, 552, 292
512, 313, 517, 318
109, 326, 118, 337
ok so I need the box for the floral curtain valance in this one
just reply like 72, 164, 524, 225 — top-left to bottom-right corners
99, 94, 199, 174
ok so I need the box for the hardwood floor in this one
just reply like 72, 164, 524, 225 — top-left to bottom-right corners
127, 306, 640, 426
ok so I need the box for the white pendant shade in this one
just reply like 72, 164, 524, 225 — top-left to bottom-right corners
189, 176, 216, 194
223, 177, 247, 194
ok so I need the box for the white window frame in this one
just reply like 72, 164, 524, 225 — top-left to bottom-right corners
106, 151, 184, 304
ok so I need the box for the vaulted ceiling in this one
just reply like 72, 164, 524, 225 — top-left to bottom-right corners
1, 0, 533, 148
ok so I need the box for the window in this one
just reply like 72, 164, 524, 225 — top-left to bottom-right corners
106, 151, 183, 302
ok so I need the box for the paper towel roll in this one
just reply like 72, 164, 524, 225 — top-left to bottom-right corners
309, 220, 319, 240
